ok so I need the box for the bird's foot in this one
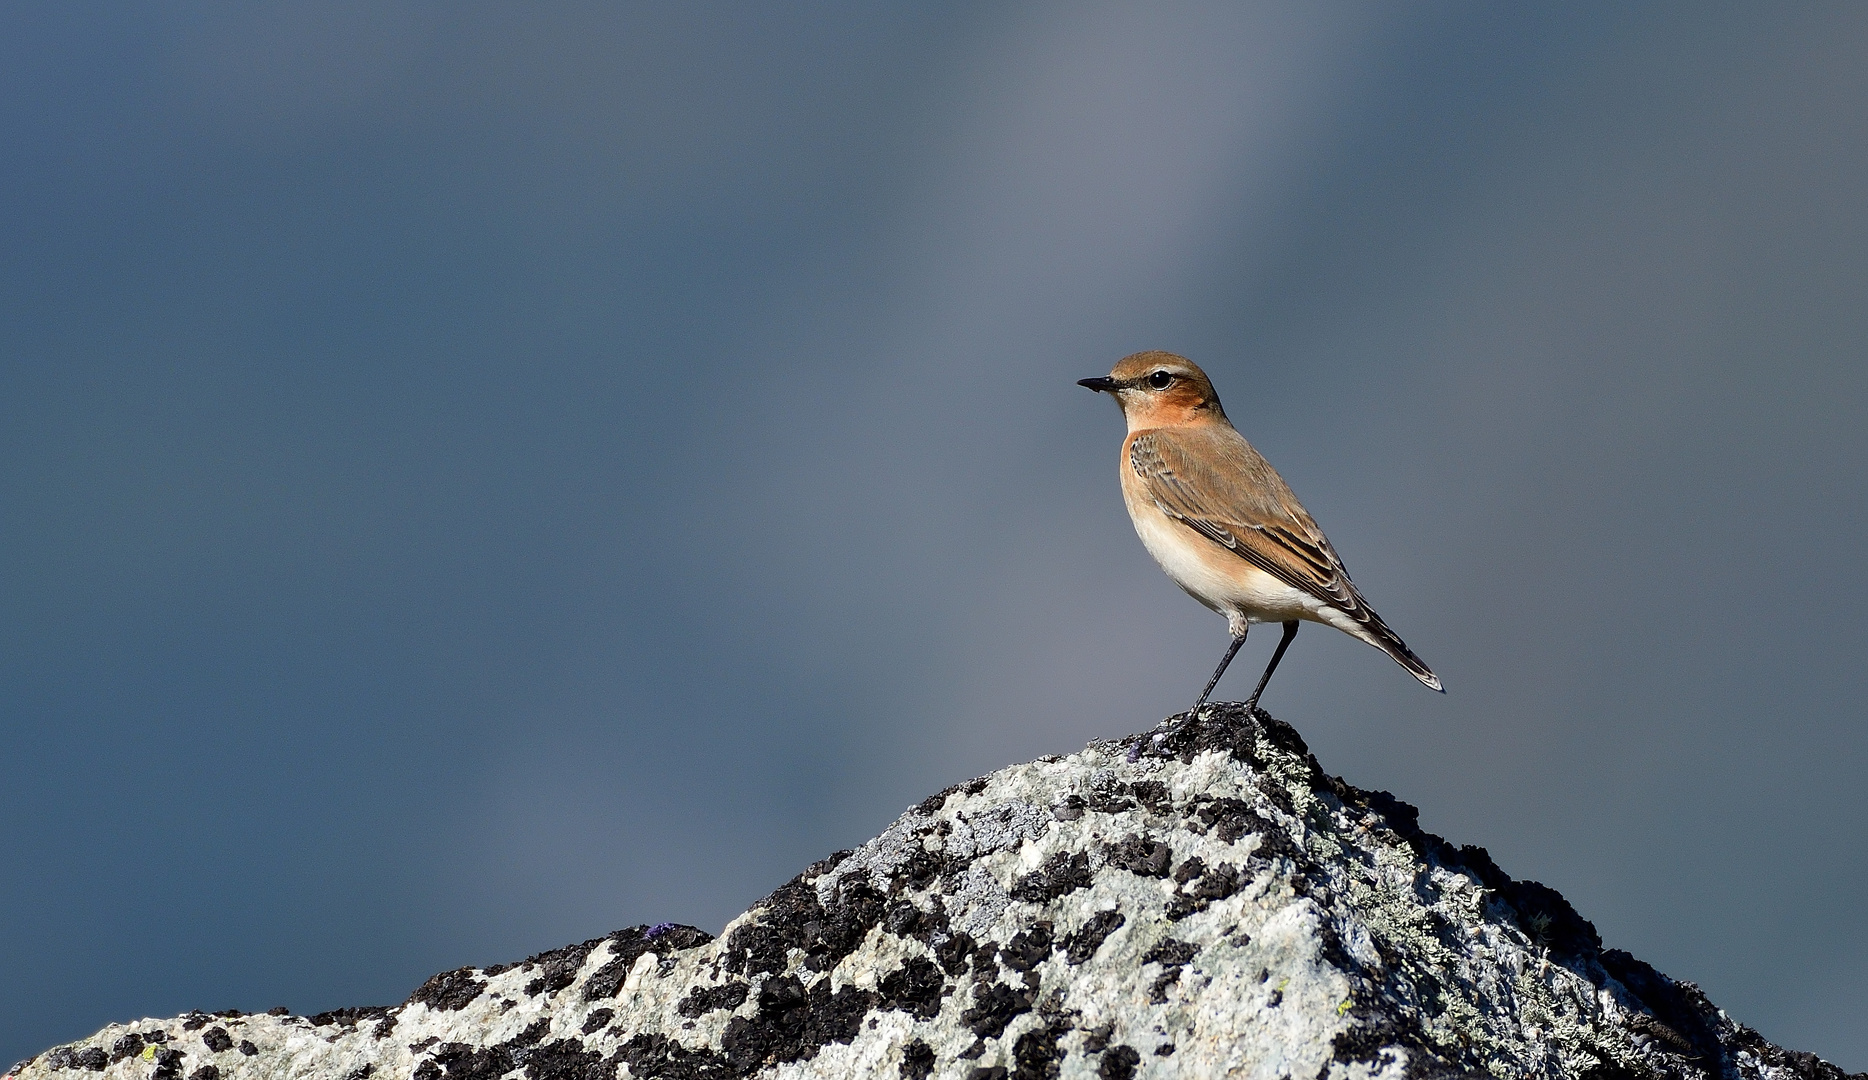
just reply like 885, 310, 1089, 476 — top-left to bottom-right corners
1127, 711, 1190, 763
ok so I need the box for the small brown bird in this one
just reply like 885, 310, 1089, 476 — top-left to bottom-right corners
1080, 350, 1441, 721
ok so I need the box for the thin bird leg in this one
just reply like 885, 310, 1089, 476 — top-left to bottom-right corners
1243, 620, 1300, 712
1185, 630, 1247, 725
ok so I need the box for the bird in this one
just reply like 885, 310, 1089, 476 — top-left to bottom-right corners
1079, 350, 1441, 724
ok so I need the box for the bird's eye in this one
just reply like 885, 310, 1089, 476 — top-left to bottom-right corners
1147, 370, 1174, 390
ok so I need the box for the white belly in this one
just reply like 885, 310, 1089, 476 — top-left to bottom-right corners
1129, 500, 1323, 628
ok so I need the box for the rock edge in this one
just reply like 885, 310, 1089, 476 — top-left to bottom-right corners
12, 705, 1859, 1080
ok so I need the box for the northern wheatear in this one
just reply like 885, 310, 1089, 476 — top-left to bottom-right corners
1080, 350, 1441, 721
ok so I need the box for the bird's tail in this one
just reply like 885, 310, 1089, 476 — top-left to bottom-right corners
1355, 613, 1443, 692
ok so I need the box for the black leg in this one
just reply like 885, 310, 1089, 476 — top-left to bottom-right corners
1186, 630, 1247, 724
1244, 621, 1300, 711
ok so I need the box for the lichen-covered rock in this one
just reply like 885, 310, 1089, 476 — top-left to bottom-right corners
12, 705, 1860, 1080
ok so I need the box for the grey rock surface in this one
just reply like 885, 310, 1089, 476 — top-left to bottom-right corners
12, 706, 1858, 1080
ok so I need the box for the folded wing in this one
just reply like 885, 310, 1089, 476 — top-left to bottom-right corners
1129, 427, 1442, 690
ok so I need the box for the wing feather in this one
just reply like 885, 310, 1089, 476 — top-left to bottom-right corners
1127, 425, 1443, 691
1128, 428, 1370, 620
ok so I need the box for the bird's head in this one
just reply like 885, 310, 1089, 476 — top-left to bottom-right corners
1078, 350, 1226, 429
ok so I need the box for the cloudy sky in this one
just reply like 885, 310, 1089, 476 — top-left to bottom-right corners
3, 2, 1864, 1070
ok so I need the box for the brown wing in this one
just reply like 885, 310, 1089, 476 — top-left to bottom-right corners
1128, 426, 1443, 691
1127, 426, 1374, 618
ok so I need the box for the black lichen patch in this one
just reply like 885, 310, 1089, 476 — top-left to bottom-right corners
1186, 796, 1292, 857
885, 900, 943, 940
200, 1028, 233, 1054
520, 938, 603, 998
1143, 964, 1173, 1001
580, 1009, 614, 1035
966, 1067, 1007, 1080
611, 1033, 734, 1080
900, 1038, 936, 1080
676, 982, 749, 1018
1128, 781, 1171, 813
1329, 1014, 1428, 1076
187, 1067, 219, 1080
307, 1006, 393, 1029
1062, 911, 1125, 964
342, 1066, 374, 1080
582, 924, 714, 1000
1084, 781, 1134, 814
413, 1019, 551, 1080
915, 919, 963, 971
151, 1047, 186, 1080
801, 979, 879, 1048
721, 976, 806, 1072
236, 1042, 257, 1057
1097, 1045, 1141, 1080
1132, 703, 1267, 761
582, 934, 652, 999
879, 958, 948, 1020
1142, 938, 1198, 966
717, 973, 880, 1074
201, 1011, 246, 1023
807, 875, 890, 970
43, 1046, 108, 1072
1011, 1024, 1065, 1080
407, 968, 486, 1012
412, 1043, 495, 1080
180, 1015, 210, 1033
1103, 836, 1171, 878
1190, 863, 1243, 901
1080, 770, 1169, 816
520, 1039, 612, 1080
999, 923, 1054, 972
719, 869, 888, 981
646, 922, 717, 947
961, 982, 1034, 1040
1009, 853, 1092, 903
1142, 939, 1201, 1003
888, 849, 946, 893
1165, 858, 1244, 920
969, 941, 1003, 980
107, 1035, 144, 1064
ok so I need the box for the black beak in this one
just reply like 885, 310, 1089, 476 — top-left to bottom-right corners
1077, 376, 1119, 393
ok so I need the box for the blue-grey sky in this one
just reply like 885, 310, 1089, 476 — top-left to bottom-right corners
4, 2, 1865, 1070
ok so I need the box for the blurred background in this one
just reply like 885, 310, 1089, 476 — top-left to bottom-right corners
3, 1, 1865, 1070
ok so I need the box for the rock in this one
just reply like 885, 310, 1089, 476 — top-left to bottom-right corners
10, 704, 1859, 1080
